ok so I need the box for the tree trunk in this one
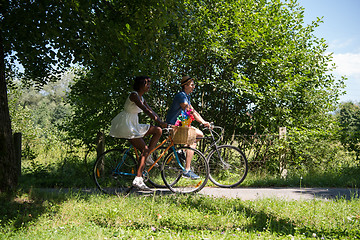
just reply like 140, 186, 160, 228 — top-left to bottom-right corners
0, 29, 17, 193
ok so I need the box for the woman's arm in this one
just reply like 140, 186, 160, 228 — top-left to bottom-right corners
143, 100, 162, 122
130, 93, 167, 127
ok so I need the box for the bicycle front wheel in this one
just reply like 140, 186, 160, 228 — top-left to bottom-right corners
208, 145, 248, 188
93, 149, 137, 194
161, 146, 209, 194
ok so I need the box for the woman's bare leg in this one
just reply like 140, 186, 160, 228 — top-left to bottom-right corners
128, 138, 148, 177
144, 126, 162, 151
129, 126, 162, 177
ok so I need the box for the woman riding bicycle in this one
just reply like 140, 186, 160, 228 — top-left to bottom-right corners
109, 76, 167, 190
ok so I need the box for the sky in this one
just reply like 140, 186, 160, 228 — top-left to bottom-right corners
299, 0, 360, 103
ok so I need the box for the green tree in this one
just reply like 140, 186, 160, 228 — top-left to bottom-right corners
174, 0, 344, 136
8, 73, 73, 156
0, 0, 181, 192
0, 0, 92, 192
66, 0, 344, 148
337, 102, 360, 160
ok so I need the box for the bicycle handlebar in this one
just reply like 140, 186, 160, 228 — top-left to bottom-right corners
162, 125, 180, 137
200, 123, 224, 142
200, 122, 223, 131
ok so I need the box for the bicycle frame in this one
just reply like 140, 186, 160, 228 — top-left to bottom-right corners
94, 127, 210, 194
118, 130, 186, 176
199, 126, 234, 168
201, 126, 224, 155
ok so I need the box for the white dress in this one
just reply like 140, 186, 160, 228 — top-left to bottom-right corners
109, 92, 150, 139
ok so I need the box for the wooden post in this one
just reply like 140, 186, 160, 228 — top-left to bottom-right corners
96, 131, 105, 175
279, 127, 287, 178
13, 132, 22, 177
96, 131, 105, 159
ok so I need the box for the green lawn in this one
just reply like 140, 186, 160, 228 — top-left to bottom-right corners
1, 189, 359, 239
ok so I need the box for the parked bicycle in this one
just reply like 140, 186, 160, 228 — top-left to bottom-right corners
93, 127, 209, 194
199, 124, 248, 188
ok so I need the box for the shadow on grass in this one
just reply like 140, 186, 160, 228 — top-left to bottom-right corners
292, 188, 360, 200
0, 188, 97, 233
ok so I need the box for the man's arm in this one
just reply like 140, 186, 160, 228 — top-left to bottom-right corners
180, 102, 210, 127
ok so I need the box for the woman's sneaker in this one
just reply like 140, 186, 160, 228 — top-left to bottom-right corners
182, 170, 200, 179
132, 177, 151, 191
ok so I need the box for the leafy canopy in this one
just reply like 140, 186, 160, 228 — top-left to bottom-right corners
66, 0, 344, 147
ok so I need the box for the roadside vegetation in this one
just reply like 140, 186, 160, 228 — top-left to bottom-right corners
5, 75, 360, 239
3, 0, 360, 238
8, 76, 360, 190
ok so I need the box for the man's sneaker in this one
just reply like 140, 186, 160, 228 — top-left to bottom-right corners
132, 177, 152, 191
183, 170, 200, 179
145, 155, 158, 167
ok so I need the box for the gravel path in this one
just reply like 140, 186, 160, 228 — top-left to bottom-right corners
199, 187, 360, 201
37, 187, 360, 201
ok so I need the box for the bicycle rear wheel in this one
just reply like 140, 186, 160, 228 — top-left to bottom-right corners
93, 149, 137, 194
208, 145, 248, 188
161, 146, 209, 194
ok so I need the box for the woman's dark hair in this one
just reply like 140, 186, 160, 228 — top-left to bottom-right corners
133, 76, 150, 91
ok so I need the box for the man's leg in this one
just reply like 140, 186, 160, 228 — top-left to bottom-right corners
184, 128, 203, 177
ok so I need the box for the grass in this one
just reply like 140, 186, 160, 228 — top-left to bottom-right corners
19, 146, 360, 190
1, 189, 359, 239
8, 141, 359, 239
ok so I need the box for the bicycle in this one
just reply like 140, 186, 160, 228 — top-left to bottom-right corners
93, 127, 209, 194
199, 124, 248, 188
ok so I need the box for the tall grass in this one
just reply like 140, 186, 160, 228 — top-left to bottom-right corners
19, 140, 360, 190
20, 142, 96, 189
1, 190, 359, 239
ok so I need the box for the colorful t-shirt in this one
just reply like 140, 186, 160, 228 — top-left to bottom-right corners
166, 91, 191, 124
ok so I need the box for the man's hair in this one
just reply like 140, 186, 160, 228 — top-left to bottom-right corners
181, 79, 194, 90
133, 76, 150, 91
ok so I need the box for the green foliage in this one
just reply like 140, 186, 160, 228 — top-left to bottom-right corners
8, 87, 40, 152
337, 102, 360, 160
63, 0, 344, 150
178, 0, 344, 135
2, 0, 85, 86
286, 125, 340, 171
8, 74, 73, 160
7, 75, 96, 189
63, 0, 183, 146
1, 0, 97, 191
